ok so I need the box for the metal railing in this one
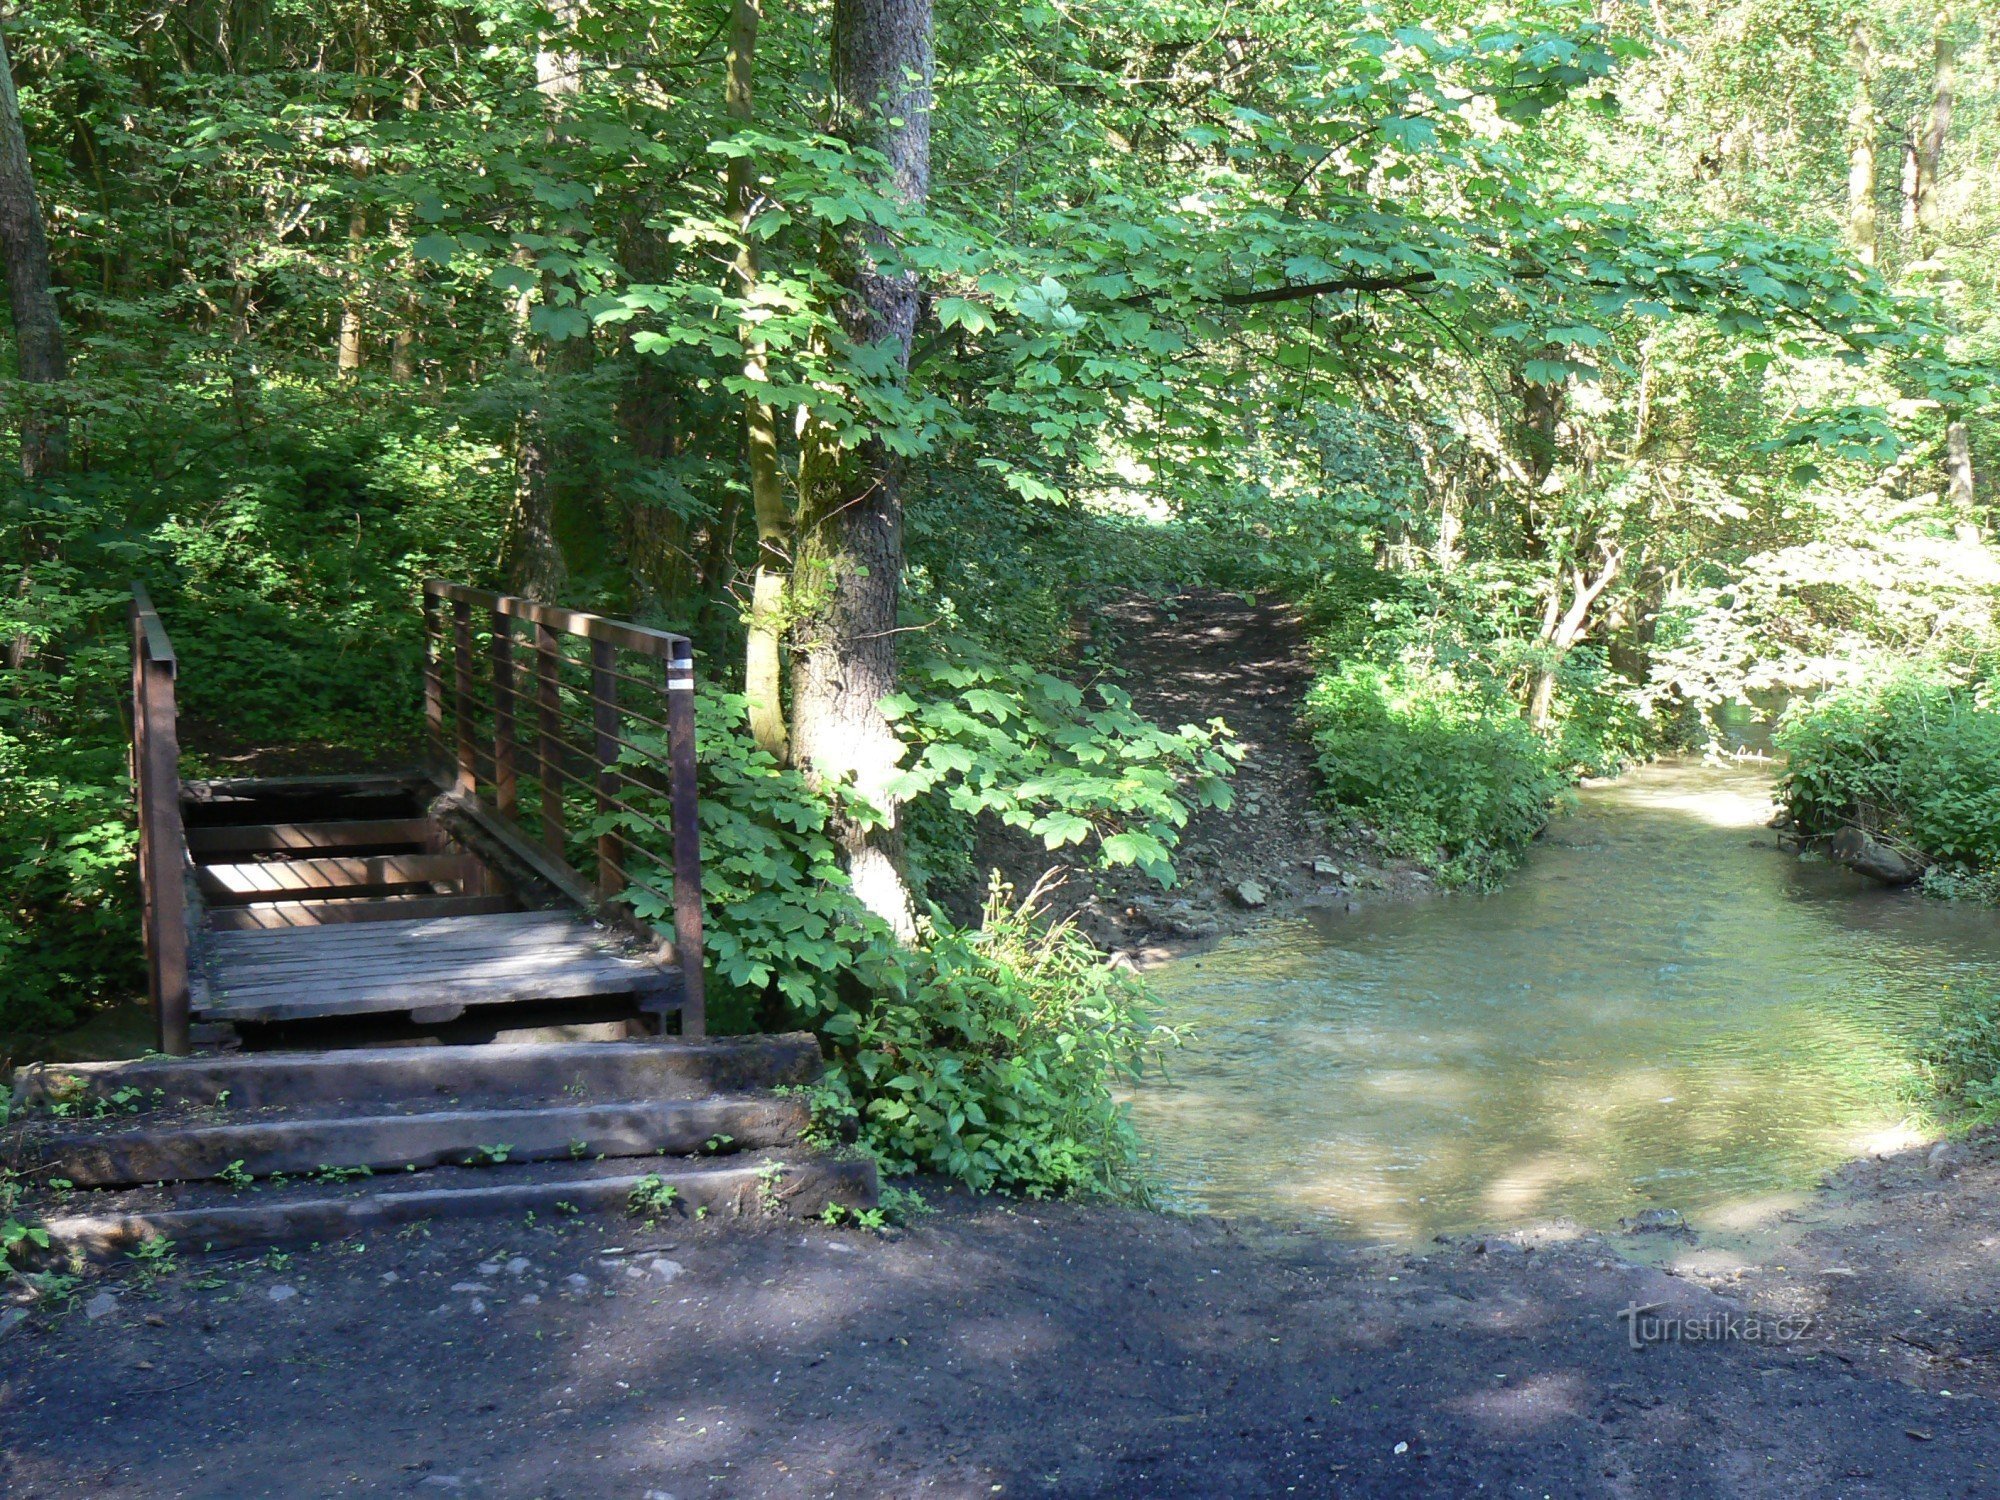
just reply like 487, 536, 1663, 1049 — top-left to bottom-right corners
421, 579, 706, 1036
130, 582, 191, 1055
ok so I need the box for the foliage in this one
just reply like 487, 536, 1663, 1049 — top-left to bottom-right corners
886, 643, 1240, 888
1304, 660, 1569, 888
1918, 987, 2000, 1121
808, 876, 1187, 1199
1776, 672, 2000, 869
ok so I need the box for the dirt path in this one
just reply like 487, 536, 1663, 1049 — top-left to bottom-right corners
4, 1179, 1998, 1499
972, 590, 1428, 961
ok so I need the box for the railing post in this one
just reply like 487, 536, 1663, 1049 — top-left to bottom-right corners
491, 609, 518, 819
665, 642, 706, 1038
452, 597, 476, 795
590, 639, 625, 900
131, 585, 189, 1056
535, 621, 566, 860
422, 584, 443, 774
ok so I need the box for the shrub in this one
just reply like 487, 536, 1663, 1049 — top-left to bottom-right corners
811, 876, 1186, 1198
1919, 986, 2000, 1120
1777, 672, 2000, 868
1302, 660, 1567, 888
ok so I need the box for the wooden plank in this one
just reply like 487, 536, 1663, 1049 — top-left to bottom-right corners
197, 963, 658, 1022
187, 818, 430, 856
181, 772, 428, 805
206, 908, 577, 955
212, 930, 635, 983
212, 942, 633, 989
197, 854, 476, 903
213, 955, 652, 1005
207, 894, 517, 931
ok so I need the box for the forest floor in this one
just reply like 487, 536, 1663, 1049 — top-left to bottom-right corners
963, 588, 1432, 962
4, 1131, 2000, 1499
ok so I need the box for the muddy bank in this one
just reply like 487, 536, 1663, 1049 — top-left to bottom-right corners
965, 590, 1432, 964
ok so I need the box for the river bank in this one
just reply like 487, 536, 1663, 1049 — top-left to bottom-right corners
963, 589, 1435, 965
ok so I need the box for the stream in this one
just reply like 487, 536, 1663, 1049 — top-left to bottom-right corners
1130, 758, 2000, 1242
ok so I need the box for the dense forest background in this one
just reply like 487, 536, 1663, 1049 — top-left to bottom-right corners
3, 0, 1997, 1186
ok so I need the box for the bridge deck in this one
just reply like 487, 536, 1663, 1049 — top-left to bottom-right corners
197, 910, 672, 1024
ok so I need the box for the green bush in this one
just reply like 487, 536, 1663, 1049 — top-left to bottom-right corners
1302, 660, 1568, 888
1919, 986, 2000, 1120
1777, 673, 2000, 868
605, 688, 1210, 1197
813, 877, 1185, 1198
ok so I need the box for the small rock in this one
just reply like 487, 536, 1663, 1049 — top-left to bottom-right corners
84, 1292, 119, 1321
1928, 1142, 1967, 1180
144, 1313, 166, 1328
449, 1282, 493, 1294
565, 1273, 591, 1292
519, 1293, 541, 1306
379, 1271, 401, 1285
468, 1298, 487, 1315
419, 1477, 463, 1490
643, 1491, 676, 1500
1311, 858, 1341, 877
645, 1257, 685, 1284
0, 1307, 29, 1341
475, 1259, 502, 1277
504, 1256, 530, 1276
1231, 880, 1268, 909
1619, 1208, 1688, 1235
266, 1284, 297, 1303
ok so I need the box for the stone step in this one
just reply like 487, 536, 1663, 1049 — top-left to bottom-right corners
12, 1094, 809, 1187
35, 1153, 877, 1262
11, 1035, 823, 1113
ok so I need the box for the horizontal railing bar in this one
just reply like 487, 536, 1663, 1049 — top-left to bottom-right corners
520, 755, 680, 843
426, 578, 690, 659
477, 675, 677, 739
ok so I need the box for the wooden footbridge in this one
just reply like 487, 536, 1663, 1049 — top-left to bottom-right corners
2, 582, 873, 1259
133, 579, 708, 1051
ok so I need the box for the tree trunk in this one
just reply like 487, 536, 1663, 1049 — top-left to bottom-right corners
336, 199, 367, 374
1912, 17, 1954, 254
0, 27, 68, 481
1527, 546, 1624, 730
727, 0, 792, 762
1947, 418, 1975, 516
1847, 25, 1879, 266
507, 0, 584, 602
789, 0, 934, 936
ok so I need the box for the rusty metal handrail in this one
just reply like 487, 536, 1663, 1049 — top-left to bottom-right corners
421, 579, 706, 1037
130, 582, 191, 1055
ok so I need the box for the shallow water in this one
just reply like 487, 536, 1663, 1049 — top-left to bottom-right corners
1130, 759, 2000, 1241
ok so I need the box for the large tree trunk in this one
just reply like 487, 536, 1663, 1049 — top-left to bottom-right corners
1847, 25, 1879, 266
789, 0, 934, 936
0, 28, 67, 481
727, 0, 792, 762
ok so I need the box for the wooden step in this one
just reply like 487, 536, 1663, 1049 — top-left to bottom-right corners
14, 1095, 810, 1187
208, 893, 518, 931
196, 853, 479, 904
29, 1154, 879, 1262
187, 818, 430, 857
12, 1036, 823, 1113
